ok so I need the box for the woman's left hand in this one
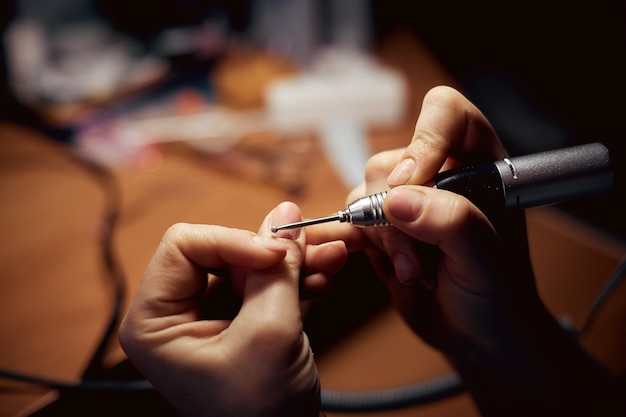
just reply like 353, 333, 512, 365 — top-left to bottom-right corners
119, 202, 346, 417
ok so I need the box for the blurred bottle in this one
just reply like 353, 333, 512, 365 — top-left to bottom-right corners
326, 0, 372, 52
249, 0, 319, 67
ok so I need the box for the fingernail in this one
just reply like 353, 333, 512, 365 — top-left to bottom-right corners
253, 235, 288, 251
388, 158, 416, 186
386, 188, 425, 222
393, 253, 417, 285
269, 209, 301, 241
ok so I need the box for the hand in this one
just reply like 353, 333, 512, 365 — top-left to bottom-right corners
119, 202, 346, 417
311, 86, 540, 357
379, 87, 543, 356
309, 86, 626, 416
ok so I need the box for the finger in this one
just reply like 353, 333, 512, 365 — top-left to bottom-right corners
387, 85, 506, 187
346, 181, 367, 204
304, 152, 404, 253
365, 148, 406, 184
380, 227, 428, 287
384, 185, 502, 295
299, 273, 331, 300
210, 228, 347, 299
236, 202, 306, 333
359, 148, 424, 286
299, 240, 348, 297
303, 240, 347, 275
131, 223, 288, 319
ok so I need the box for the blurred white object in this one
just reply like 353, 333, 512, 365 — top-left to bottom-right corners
250, 0, 318, 66
265, 48, 407, 187
3, 18, 169, 106
327, 0, 372, 51
3, 20, 47, 105
75, 106, 264, 163
266, 49, 406, 127
318, 119, 371, 188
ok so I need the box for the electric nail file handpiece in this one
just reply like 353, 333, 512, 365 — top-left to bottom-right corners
271, 142, 613, 232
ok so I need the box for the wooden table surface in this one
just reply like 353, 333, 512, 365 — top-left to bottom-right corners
1, 31, 624, 417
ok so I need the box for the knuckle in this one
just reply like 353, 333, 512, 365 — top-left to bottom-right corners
162, 222, 192, 242
441, 194, 485, 240
413, 126, 446, 155
364, 149, 402, 182
420, 191, 476, 243
423, 85, 461, 107
118, 317, 141, 356
443, 196, 472, 229
155, 223, 202, 269
160, 223, 208, 252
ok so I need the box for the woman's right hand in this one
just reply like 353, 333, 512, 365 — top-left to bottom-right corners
310, 85, 626, 417
313, 86, 542, 359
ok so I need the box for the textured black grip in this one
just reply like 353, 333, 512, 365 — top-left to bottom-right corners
433, 162, 505, 217
433, 143, 613, 216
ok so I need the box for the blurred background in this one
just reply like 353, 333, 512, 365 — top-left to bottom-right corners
1, 0, 624, 236
1, 1, 625, 416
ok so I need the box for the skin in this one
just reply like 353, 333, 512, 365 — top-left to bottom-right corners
119, 202, 345, 417
121, 86, 625, 416
308, 86, 625, 416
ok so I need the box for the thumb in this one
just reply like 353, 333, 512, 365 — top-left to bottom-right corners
234, 202, 306, 336
384, 185, 502, 295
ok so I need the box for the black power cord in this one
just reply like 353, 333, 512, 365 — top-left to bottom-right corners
1, 141, 625, 412
74, 155, 127, 382
0, 138, 130, 389
3, 239, 625, 412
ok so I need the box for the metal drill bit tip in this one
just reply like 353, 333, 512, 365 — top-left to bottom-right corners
271, 214, 342, 233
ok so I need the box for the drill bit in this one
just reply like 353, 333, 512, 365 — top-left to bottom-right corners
270, 214, 342, 233
272, 143, 614, 233
271, 191, 389, 233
